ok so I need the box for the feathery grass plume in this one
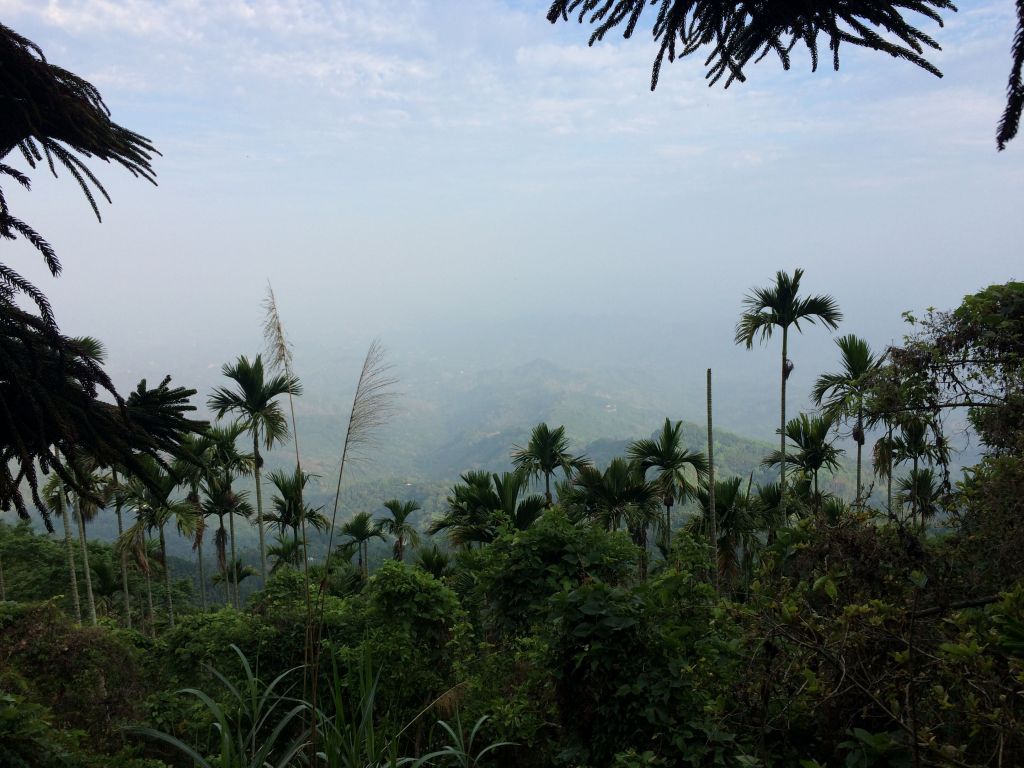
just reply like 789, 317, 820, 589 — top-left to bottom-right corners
306, 338, 396, 754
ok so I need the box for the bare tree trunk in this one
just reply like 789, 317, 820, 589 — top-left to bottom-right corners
76, 502, 97, 626
115, 505, 131, 629
160, 523, 175, 629
60, 492, 81, 623
254, 434, 268, 585
707, 368, 718, 593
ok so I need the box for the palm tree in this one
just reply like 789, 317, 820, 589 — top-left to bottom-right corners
693, 477, 764, 590
428, 471, 503, 549
569, 458, 661, 579
119, 458, 197, 629
628, 419, 709, 551
492, 470, 547, 531
42, 474, 81, 622
762, 413, 845, 515
266, 468, 328, 546
209, 355, 301, 584
376, 500, 422, 562
897, 467, 942, 532
268, 533, 304, 572
201, 473, 253, 607
65, 452, 111, 627
202, 422, 255, 606
893, 416, 948, 531
214, 559, 259, 590
735, 268, 842, 529
812, 335, 881, 506
340, 511, 384, 577
414, 544, 453, 580
511, 423, 589, 506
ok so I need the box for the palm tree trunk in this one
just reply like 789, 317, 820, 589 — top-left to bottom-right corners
855, 410, 864, 506
254, 435, 268, 585
813, 471, 820, 516
912, 455, 919, 532
0, 551, 7, 602
707, 368, 719, 592
197, 535, 208, 612
228, 508, 239, 608
145, 567, 156, 637
115, 506, 131, 629
887, 425, 894, 520
59, 491, 82, 623
779, 327, 788, 527
159, 523, 175, 629
544, 472, 552, 507
75, 501, 97, 626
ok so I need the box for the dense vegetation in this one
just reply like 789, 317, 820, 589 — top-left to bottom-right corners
3, 13, 1024, 768
2, 277, 1023, 767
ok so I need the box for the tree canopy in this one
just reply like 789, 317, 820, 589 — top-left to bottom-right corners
547, 1, 1024, 149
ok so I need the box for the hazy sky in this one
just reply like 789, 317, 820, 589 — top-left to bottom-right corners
4, 1, 1022, 423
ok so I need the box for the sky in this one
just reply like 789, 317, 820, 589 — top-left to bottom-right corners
3, 0, 1023, 433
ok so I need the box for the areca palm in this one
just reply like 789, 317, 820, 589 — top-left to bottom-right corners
763, 413, 845, 515
569, 458, 661, 579
693, 477, 764, 590
208, 355, 301, 584
429, 471, 503, 549
340, 511, 384, 577
201, 473, 253, 608
42, 474, 81, 622
376, 499, 422, 562
64, 450, 112, 627
267, 468, 328, 545
492, 470, 547, 531
119, 458, 198, 629
897, 467, 942, 531
812, 335, 881, 505
628, 419, 709, 551
892, 416, 948, 531
511, 423, 589, 506
735, 268, 842, 528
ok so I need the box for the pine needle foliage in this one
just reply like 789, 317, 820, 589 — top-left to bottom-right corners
0, 22, 157, 317
547, 1, 955, 90
0, 23, 202, 521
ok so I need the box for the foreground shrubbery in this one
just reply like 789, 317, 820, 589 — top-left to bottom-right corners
3, 465, 1024, 767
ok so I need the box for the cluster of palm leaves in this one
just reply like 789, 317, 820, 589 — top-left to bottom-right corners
337, 500, 423, 578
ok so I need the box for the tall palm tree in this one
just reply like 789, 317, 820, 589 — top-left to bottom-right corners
511, 423, 589, 506
65, 452, 111, 627
209, 355, 301, 584
376, 500, 422, 562
202, 422, 255, 606
201, 473, 253, 608
42, 474, 81, 622
735, 268, 842, 529
762, 413, 845, 515
812, 335, 881, 506
892, 416, 948, 531
119, 458, 197, 629
628, 419, 709, 550
340, 511, 384, 577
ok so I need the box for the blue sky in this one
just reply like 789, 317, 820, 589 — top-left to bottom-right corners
3, 1, 1022, 421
